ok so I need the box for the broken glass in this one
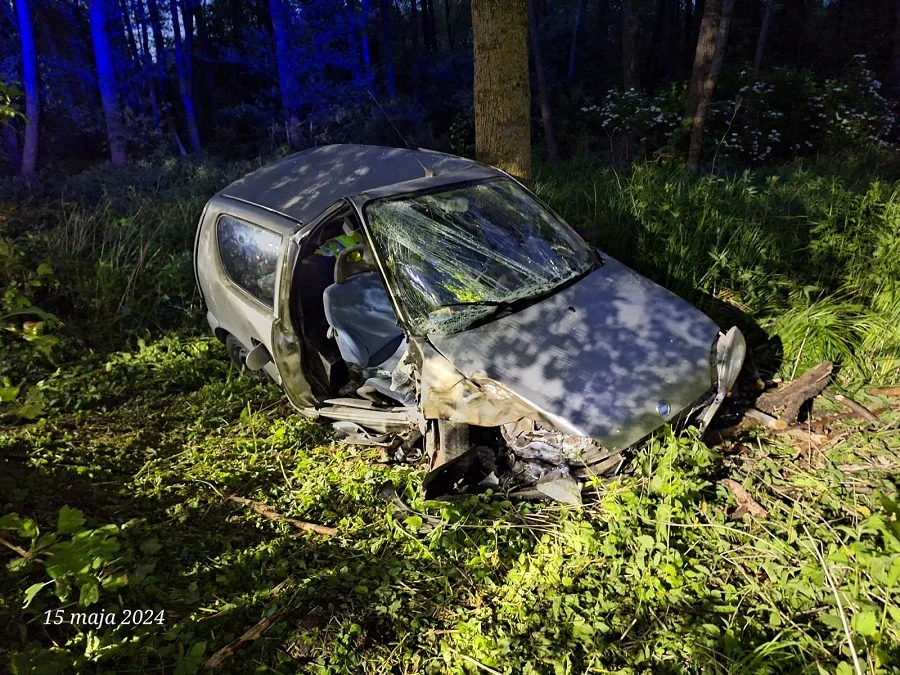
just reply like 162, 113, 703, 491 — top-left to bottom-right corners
364, 178, 597, 335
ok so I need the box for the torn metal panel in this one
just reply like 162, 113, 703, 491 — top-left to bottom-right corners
309, 404, 422, 434
419, 341, 535, 426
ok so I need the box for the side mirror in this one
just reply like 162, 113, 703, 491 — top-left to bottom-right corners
245, 343, 273, 371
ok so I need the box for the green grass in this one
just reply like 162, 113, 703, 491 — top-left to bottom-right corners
1, 152, 899, 673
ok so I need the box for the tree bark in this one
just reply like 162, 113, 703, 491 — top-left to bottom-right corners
753, 0, 775, 71
887, 0, 900, 98
170, 0, 201, 152
4, 121, 21, 176
131, 0, 160, 130
647, 0, 667, 87
380, 0, 397, 95
361, 0, 374, 88
422, 0, 437, 52
686, 0, 735, 171
270, 0, 301, 145
443, 0, 453, 48
410, 0, 420, 52
527, 0, 559, 162
683, 0, 693, 73
566, 0, 586, 81
472, 0, 531, 181
621, 0, 639, 89
14, 0, 39, 176
90, 0, 128, 165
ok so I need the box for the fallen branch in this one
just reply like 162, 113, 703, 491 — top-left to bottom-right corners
227, 496, 337, 536
824, 393, 879, 425
203, 604, 292, 669
743, 408, 788, 430
868, 386, 900, 397
776, 425, 828, 446
756, 361, 832, 425
718, 479, 768, 520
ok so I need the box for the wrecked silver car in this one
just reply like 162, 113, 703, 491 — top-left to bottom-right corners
194, 144, 746, 503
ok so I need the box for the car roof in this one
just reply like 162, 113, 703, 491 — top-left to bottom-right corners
216, 144, 499, 225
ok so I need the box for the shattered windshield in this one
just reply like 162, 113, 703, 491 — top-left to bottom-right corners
365, 178, 597, 335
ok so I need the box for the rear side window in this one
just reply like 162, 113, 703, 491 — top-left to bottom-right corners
216, 214, 283, 307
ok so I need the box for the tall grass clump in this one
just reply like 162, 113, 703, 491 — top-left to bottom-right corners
535, 152, 900, 383
0, 156, 266, 345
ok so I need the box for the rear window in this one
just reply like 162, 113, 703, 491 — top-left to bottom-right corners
216, 214, 283, 307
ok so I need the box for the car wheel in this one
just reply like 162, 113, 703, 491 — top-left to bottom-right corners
225, 334, 270, 383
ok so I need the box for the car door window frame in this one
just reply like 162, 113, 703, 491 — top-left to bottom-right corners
214, 212, 285, 315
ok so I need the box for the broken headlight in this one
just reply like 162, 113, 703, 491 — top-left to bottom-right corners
699, 326, 746, 432
716, 326, 747, 394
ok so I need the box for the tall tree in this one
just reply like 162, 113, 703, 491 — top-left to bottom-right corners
133, 0, 160, 129
14, 0, 39, 176
472, 0, 531, 180
566, 0, 586, 81
360, 0, 374, 88
527, 0, 559, 162
422, 0, 437, 52
90, 0, 128, 165
410, 0, 420, 52
380, 0, 397, 96
685, 0, 735, 171
753, 0, 775, 71
443, 0, 453, 48
887, 0, 900, 98
269, 0, 302, 145
621, 0, 640, 89
170, 0, 201, 152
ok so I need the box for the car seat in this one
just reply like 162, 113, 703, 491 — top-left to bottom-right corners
322, 245, 405, 370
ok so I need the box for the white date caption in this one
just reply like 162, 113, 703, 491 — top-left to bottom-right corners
42, 608, 166, 627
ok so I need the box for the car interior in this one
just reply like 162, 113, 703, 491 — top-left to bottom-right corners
290, 205, 410, 403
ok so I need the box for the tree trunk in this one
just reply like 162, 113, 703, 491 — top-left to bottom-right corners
422, 0, 437, 52
361, 0, 374, 88
14, 0, 39, 176
90, 0, 128, 165
686, 0, 735, 171
753, 0, 775, 71
194, 0, 215, 131
683, 0, 693, 73
621, 0, 639, 89
886, 0, 900, 98
472, 0, 531, 181
170, 0, 201, 152
443, 0, 453, 49
380, 0, 397, 95
410, 0, 420, 52
647, 0, 667, 87
566, 0, 586, 82
119, 0, 139, 65
270, 0, 302, 145
3, 123, 20, 176
133, 0, 161, 130
527, 0, 559, 162
666, 0, 680, 81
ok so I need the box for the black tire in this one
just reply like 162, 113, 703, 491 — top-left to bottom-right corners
225, 334, 270, 383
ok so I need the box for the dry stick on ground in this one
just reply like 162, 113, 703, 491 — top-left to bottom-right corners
756, 361, 833, 425
824, 392, 880, 425
718, 479, 768, 520
227, 496, 337, 536
203, 604, 293, 669
869, 386, 900, 397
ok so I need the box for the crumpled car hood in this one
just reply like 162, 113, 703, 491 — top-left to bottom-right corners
428, 256, 721, 450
